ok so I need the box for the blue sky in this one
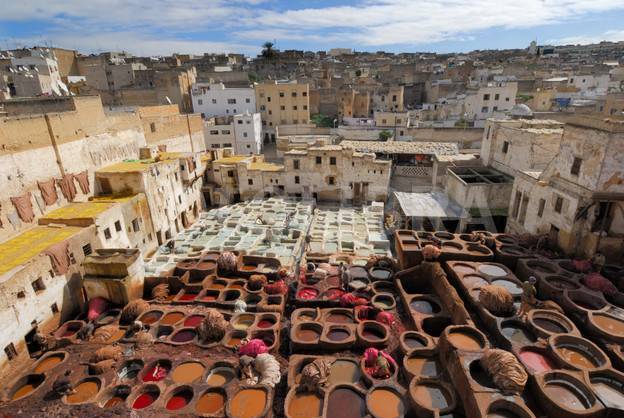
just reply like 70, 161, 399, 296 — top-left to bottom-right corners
1, 1, 624, 56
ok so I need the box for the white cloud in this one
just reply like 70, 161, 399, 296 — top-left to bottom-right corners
547, 29, 624, 46
2, 0, 624, 54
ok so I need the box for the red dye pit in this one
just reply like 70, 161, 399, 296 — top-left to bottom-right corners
133, 392, 157, 409
166, 395, 188, 410
519, 350, 555, 372
179, 294, 197, 301
257, 319, 274, 328
297, 288, 318, 300
184, 315, 205, 327
143, 365, 169, 382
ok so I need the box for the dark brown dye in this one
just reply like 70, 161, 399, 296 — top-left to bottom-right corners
327, 388, 365, 418
171, 330, 196, 343
327, 313, 354, 323
297, 328, 320, 342
534, 318, 567, 333
404, 336, 426, 348
362, 327, 384, 340
327, 329, 350, 341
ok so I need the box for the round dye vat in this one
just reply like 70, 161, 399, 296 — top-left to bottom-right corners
142, 364, 170, 382
518, 350, 555, 373
557, 346, 598, 369
66, 380, 99, 404
404, 335, 427, 349
139, 311, 163, 325
491, 279, 522, 295
179, 293, 197, 301
463, 275, 489, 289
206, 367, 235, 386
368, 388, 406, 418
132, 391, 158, 409
257, 318, 275, 328
410, 300, 437, 314
534, 318, 568, 334
453, 264, 476, 275
106, 329, 126, 343
328, 360, 361, 385
326, 276, 341, 287
11, 376, 44, 401
593, 314, 624, 334
296, 328, 320, 342
288, 391, 323, 418
103, 395, 125, 408
171, 329, 196, 343
233, 315, 255, 330
501, 325, 535, 345
327, 388, 365, 418
406, 357, 440, 377
591, 379, 624, 406
370, 268, 391, 280
171, 362, 205, 384
327, 312, 354, 323
447, 332, 482, 350
160, 312, 185, 326
362, 326, 385, 341
545, 276, 579, 290
34, 354, 64, 373
229, 388, 267, 418
487, 410, 520, 418
543, 380, 591, 411
166, 389, 192, 411
327, 328, 350, 341
226, 335, 244, 347
196, 391, 225, 414
350, 279, 369, 290
241, 265, 257, 272
372, 295, 394, 310
348, 266, 368, 280
478, 264, 507, 277
412, 383, 451, 409
183, 315, 204, 327
297, 288, 319, 300
202, 293, 218, 301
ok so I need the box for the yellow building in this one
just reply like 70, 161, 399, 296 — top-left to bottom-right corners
255, 81, 310, 134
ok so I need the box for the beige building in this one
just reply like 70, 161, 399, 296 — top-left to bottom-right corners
255, 81, 310, 137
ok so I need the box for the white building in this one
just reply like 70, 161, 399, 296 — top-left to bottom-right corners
204, 112, 263, 154
10, 49, 68, 97
191, 82, 256, 118
464, 82, 517, 124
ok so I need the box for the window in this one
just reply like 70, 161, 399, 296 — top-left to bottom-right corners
223, 143, 232, 147
538, 199, 546, 217
280, 105, 285, 110
82, 243, 92, 256
32, 278, 46, 293
494, 93, 500, 100
132, 218, 140, 232
502, 141, 509, 154
51, 303, 59, 314
330, 157, 336, 165
294, 160, 300, 169
316, 156, 322, 164
292, 92, 297, 97
104, 228, 111, 240
279, 92, 285, 97
248, 179, 253, 185
554, 196, 564, 213
211, 144, 220, 149
328, 176, 335, 185
178, 195, 182, 204
4, 343, 17, 361
483, 94, 490, 101
259, 92, 265, 98
114, 220, 122, 232
382, 119, 387, 124
238, 120, 243, 124
505, 97, 510, 102
295, 176, 300, 184
267, 96, 271, 102
268, 110, 272, 115
227, 99, 236, 104
245, 98, 250, 103
221, 130, 230, 134
150, 122, 156, 133
228, 170, 234, 177
210, 130, 219, 135
198, 99, 203, 105
396, 119, 402, 124
212, 98, 217, 104
293, 106, 297, 110
392, 95, 397, 102
17, 290, 25, 299
260, 105, 266, 111
303, 105, 308, 110
302, 91, 307, 97
493, 106, 498, 111
481, 106, 489, 113
243, 132, 248, 138
293, 120, 298, 124
571, 157, 582, 176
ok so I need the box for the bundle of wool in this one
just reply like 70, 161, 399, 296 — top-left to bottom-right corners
87, 297, 109, 321
254, 353, 281, 387
355, 305, 376, 321
325, 288, 345, 300
375, 311, 396, 327
479, 285, 515, 317
318, 262, 332, 271
363, 348, 397, 379
248, 274, 268, 291
480, 349, 528, 394
277, 267, 290, 279
238, 338, 269, 357
299, 359, 332, 392
92, 345, 122, 362
197, 309, 228, 343
572, 259, 593, 273
234, 300, 247, 313
422, 245, 441, 260
135, 331, 154, 345
120, 299, 150, 325
217, 251, 237, 274
264, 280, 288, 295
91, 325, 120, 343
340, 293, 369, 307
312, 268, 328, 280
151, 283, 169, 301
583, 272, 617, 296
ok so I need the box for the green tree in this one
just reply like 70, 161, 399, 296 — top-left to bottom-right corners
311, 114, 335, 128
378, 130, 393, 141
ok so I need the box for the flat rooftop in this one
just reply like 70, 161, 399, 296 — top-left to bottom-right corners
340, 140, 459, 156
393, 191, 467, 219
39, 201, 116, 223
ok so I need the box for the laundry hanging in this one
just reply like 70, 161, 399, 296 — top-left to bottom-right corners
73, 171, 90, 194
56, 174, 77, 201
10, 192, 35, 223
37, 178, 59, 206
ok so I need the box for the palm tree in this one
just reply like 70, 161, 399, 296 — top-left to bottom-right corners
261, 42, 276, 59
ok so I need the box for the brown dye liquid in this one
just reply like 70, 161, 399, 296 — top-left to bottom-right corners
447, 333, 481, 350
66, 381, 99, 404
34, 355, 63, 373
534, 318, 567, 333
296, 329, 320, 342
593, 315, 624, 334
406, 357, 439, 377
106, 329, 126, 343
104, 396, 125, 408
368, 388, 405, 418
327, 313, 354, 323
160, 312, 185, 325
558, 346, 598, 369
140, 312, 162, 324
412, 383, 450, 409
229, 388, 266, 418
328, 360, 361, 385
327, 329, 350, 341
207, 368, 234, 386
12, 384, 36, 400
241, 265, 257, 271
227, 336, 243, 347
288, 392, 323, 418
592, 381, 624, 405
543, 382, 587, 410
171, 362, 205, 384
327, 388, 365, 418
196, 391, 225, 414
362, 328, 384, 340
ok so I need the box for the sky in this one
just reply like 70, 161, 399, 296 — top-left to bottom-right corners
1, 1, 624, 57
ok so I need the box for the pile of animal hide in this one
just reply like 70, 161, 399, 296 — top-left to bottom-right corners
120, 299, 150, 325
197, 309, 228, 342
480, 349, 528, 394
479, 285, 515, 317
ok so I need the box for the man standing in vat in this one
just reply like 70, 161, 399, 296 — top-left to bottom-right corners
518, 276, 537, 318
